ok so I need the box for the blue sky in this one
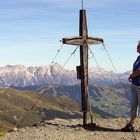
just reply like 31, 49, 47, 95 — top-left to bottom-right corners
0, 0, 140, 72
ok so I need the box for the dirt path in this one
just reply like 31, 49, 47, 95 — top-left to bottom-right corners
0, 118, 140, 140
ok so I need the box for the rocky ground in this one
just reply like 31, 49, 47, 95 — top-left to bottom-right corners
0, 118, 140, 140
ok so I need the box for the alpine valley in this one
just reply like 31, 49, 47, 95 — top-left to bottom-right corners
0, 64, 132, 131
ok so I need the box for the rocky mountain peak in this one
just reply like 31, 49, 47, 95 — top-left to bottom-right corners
0, 64, 129, 87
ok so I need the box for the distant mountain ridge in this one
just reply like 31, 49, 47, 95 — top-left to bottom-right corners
0, 64, 130, 87
13, 83, 131, 118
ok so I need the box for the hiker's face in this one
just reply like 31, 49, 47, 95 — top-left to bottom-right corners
137, 46, 140, 53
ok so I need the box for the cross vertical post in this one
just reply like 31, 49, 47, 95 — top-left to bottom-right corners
62, 9, 104, 126
79, 10, 88, 125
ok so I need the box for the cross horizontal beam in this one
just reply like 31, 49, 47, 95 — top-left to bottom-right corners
62, 36, 104, 46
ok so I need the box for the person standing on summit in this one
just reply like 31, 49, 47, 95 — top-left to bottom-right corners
122, 41, 140, 132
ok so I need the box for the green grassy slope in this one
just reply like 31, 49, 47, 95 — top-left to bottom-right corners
0, 88, 82, 131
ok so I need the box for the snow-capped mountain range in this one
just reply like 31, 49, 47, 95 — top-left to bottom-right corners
0, 63, 131, 87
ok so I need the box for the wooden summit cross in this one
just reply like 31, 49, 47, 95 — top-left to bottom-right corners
62, 9, 104, 126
